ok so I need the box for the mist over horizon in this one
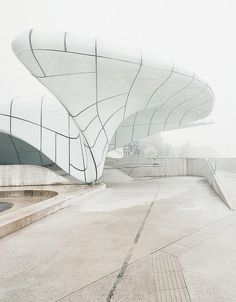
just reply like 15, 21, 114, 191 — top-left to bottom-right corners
1, 0, 236, 156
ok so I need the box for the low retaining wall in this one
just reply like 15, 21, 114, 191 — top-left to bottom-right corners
0, 160, 233, 210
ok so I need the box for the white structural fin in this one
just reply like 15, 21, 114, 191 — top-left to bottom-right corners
10, 29, 215, 183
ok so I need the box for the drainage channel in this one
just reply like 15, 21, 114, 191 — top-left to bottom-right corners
0, 202, 14, 212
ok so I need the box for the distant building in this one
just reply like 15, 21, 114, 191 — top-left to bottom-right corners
124, 142, 140, 157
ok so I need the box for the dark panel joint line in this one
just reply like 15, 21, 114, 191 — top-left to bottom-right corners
106, 186, 160, 301
9, 97, 14, 135
29, 29, 46, 77
64, 31, 67, 52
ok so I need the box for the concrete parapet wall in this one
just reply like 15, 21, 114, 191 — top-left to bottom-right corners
0, 165, 71, 186
0, 160, 233, 210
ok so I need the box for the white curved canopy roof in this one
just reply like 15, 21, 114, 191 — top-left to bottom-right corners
8, 29, 214, 183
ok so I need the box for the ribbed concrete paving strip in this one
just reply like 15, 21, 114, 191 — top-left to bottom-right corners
57, 252, 191, 302
111, 252, 191, 302
161, 243, 190, 257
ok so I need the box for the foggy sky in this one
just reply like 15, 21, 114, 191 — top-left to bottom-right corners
0, 0, 236, 156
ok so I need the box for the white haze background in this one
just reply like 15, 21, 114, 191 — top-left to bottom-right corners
0, 0, 236, 156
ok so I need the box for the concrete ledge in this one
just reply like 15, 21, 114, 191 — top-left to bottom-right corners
0, 183, 106, 239
211, 173, 234, 210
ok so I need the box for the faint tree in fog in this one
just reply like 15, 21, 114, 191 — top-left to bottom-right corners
139, 134, 177, 158
139, 134, 219, 158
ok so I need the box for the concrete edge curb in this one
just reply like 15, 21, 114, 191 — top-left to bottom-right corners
205, 160, 233, 210
0, 183, 106, 239
211, 174, 234, 210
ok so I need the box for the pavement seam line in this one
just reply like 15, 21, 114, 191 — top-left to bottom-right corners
55, 184, 161, 302
105, 184, 161, 302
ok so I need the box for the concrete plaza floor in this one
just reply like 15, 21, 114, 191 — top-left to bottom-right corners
0, 176, 235, 301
